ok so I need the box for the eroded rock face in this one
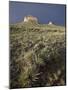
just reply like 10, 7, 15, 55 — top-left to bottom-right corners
24, 15, 38, 23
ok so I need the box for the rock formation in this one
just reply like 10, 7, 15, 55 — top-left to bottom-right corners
24, 15, 38, 23
48, 21, 53, 25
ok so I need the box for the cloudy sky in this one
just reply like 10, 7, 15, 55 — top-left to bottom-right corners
9, 1, 66, 26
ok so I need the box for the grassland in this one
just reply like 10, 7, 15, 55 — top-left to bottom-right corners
10, 22, 66, 88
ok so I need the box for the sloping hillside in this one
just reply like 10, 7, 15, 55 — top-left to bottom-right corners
10, 21, 66, 88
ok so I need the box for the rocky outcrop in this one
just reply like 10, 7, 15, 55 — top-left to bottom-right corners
48, 21, 53, 25
24, 15, 38, 23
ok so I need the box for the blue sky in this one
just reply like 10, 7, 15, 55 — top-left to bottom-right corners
9, 1, 66, 26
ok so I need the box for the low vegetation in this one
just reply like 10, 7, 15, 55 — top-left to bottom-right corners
10, 22, 66, 88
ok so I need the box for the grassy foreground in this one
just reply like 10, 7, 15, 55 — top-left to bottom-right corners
10, 22, 66, 88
